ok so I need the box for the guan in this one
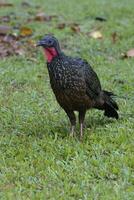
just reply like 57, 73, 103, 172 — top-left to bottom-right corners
37, 35, 119, 139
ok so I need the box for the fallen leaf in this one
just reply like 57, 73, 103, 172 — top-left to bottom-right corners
57, 23, 66, 29
27, 57, 37, 62
95, 17, 107, 22
89, 31, 103, 39
15, 48, 25, 56
127, 49, 134, 57
0, 34, 24, 58
35, 13, 57, 22
111, 32, 118, 43
2, 34, 17, 43
0, 25, 12, 34
0, 2, 13, 7
20, 26, 32, 37
122, 49, 134, 58
70, 24, 80, 33
0, 15, 10, 23
27, 39, 36, 47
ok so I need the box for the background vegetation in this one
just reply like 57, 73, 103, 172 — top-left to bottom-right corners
0, 0, 134, 199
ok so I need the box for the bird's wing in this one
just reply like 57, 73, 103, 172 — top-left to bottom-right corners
65, 56, 101, 99
84, 60, 102, 99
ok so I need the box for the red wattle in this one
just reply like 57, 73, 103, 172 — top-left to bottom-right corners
43, 47, 58, 63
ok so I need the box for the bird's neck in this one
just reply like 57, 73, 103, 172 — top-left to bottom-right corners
44, 47, 59, 63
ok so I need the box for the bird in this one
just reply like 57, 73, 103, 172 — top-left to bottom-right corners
37, 35, 119, 139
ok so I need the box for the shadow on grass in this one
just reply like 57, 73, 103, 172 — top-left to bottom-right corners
25, 114, 119, 140
86, 115, 116, 129
11, 108, 121, 141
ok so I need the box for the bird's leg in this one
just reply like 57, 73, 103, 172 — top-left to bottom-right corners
64, 110, 76, 137
79, 110, 86, 140
71, 124, 75, 137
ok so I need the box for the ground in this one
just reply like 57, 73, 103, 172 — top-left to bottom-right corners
0, 0, 134, 199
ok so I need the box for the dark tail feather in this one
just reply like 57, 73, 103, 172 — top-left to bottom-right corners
102, 90, 119, 119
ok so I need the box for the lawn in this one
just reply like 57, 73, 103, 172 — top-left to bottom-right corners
0, 0, 134, 199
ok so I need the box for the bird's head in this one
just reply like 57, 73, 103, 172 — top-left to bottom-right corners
37, 35, 61, 63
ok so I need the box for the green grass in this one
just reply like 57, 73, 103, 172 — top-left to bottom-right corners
0, 0, 134, 199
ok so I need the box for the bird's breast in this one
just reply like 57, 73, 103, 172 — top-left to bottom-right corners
48, 63, 85, 91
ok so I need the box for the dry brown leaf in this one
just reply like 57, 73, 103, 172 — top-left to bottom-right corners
35, 13, 57, 22
0, 25, 12, 34
27, 39, 36, 47
57, 23, 66, 29
0, 2, 13, 7
20, 27, 32, 37
127, 49, 134, 57
15, 48, 25, 56
2, 34, 17, 43
122, 49, 134, 58
0, 15, 10, 23
111, 32, 118, 43
0, 34, 24, 58
70, 24, 80, 33
89, 31, 103, 39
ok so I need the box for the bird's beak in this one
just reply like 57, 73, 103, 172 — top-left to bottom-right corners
36, 39, 46, 47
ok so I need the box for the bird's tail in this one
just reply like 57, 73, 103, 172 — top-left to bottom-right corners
98, 90, 119, 119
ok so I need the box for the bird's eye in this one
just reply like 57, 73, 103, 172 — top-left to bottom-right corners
48, 40, 52, 44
